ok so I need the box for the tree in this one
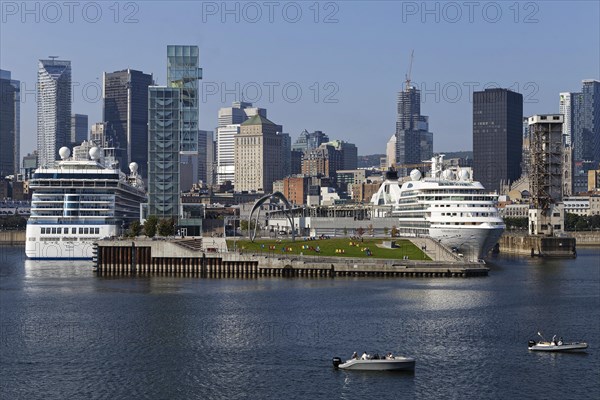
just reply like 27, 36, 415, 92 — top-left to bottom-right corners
144, 215, 158, 238
343, 227, 348, 236
128, 220, 142, 237
240, 219, 257, 232
356, 227, 365, 237
383, 227, 389, 236
391, 226, 399, 237
157, 218, 175, 237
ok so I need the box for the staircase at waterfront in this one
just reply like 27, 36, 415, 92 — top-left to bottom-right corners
409, 237, 463, 262
174, 238, 204, 252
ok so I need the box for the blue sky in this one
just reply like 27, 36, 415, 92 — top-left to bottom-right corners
1, 0, 599, 156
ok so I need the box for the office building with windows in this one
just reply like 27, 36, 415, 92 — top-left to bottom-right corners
473, 88, 523, 192
0, 69, 20, 178
103, 69, 153, 177
37, 58, 71, 168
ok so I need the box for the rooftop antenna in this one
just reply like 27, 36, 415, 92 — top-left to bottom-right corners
404, 50, 414, 90
49, 55, 59, 64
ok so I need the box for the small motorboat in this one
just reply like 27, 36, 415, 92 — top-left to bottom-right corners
528, 333, 588, 352
332, 354, 415, 371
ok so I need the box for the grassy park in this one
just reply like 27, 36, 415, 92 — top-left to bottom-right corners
226, 237, 430, 261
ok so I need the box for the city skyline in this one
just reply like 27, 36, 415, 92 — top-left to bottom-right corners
1, 1, 599, 158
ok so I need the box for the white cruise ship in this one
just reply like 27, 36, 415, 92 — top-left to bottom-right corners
25, 144, 146, 260
371, 155, 505, 260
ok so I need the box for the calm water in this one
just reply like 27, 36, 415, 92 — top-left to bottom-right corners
1, 245, 599, 400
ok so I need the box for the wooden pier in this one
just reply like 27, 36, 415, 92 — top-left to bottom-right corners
93, 240, 489, 278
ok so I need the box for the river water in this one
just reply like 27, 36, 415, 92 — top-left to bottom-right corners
1, 246, 599, 399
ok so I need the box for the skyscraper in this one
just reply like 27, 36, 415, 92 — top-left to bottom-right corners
216, 124, 240, 185
215, 103, 267, 185
218, 101, 266, 127
198, 130, 214, 185
148, 45, 202, 219
103, 69, 153, 177
148, 86, 181, 218
292, 130, 329, 153
559, 92, 579, 147
70, 114, 88, 145
167, 45, 202, 153
279, 132, 292, 178
234, 114, 283, 192
473, 88, 523, 192
37, 58, 71, 168
326, 140, 358, 170
0, 69, 20, 178
394, 85, 433, 175
579, 80, 600, 166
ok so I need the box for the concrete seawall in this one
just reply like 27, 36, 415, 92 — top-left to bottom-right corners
0, 230, 25, 245
94, 240, 489, 278
499, 233, 577, 257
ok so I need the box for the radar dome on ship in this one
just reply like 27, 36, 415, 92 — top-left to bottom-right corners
459, 170, 470, 181
129, 162, 138, 173
410, 169, 421, 181
59, 147, 71, 160
89, 147, 102, 160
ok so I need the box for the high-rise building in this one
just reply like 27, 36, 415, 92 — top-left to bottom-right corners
301, 143, 343, 179
148, 45, 202, 219
216, 124, 240, 184
579, 80, 600, 166
290, 150, 303, 175
473, 88, 523, 192
218, 101, 266, 127
103, 69, 153, 177
394, 85, 433, 175
326, 140, 358, 170
70, 114, 88, 145
198, 130, 214, 185
234, 114, 283, 192
148, 87, 180, 218
559, 92, 579, 146
292, 130, 329, 153
0, 69, 20, 178
279, 132, 292, 178
167, 45, 202, 153
37, 58, 71, 168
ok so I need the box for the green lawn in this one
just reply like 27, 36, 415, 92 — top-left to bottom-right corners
226, 237, 430, 261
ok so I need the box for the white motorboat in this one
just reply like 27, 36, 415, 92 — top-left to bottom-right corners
528, 334, 588, 352
332, 355, 415, 371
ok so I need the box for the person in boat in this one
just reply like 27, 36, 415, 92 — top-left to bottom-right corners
360, 352, 368, 360
558, 337, 563, 346
386, 352, 394, 359
351, 352, 358, 360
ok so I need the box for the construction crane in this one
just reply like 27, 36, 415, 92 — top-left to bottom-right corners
404, 50, 414, 90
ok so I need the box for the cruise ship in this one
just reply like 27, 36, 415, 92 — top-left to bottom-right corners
371, 155, 505, 260
25, 143, 146, 260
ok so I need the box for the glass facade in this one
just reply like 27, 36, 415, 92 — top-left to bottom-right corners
472, 88, 523, 192
37, 59, 71, 168
103, 69, 153, 178
395, 87, 433, 176
0, 69, 20, 178
167, 45, 202, 154
579, 80, 600, 165
148, 87, 180, 218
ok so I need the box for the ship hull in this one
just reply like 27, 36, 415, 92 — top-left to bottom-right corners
25, 224, 118, 260
429, 225, 504, 260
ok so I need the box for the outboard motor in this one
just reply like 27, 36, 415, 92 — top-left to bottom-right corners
528, 340, 536, 348
332, 357, 342, 369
